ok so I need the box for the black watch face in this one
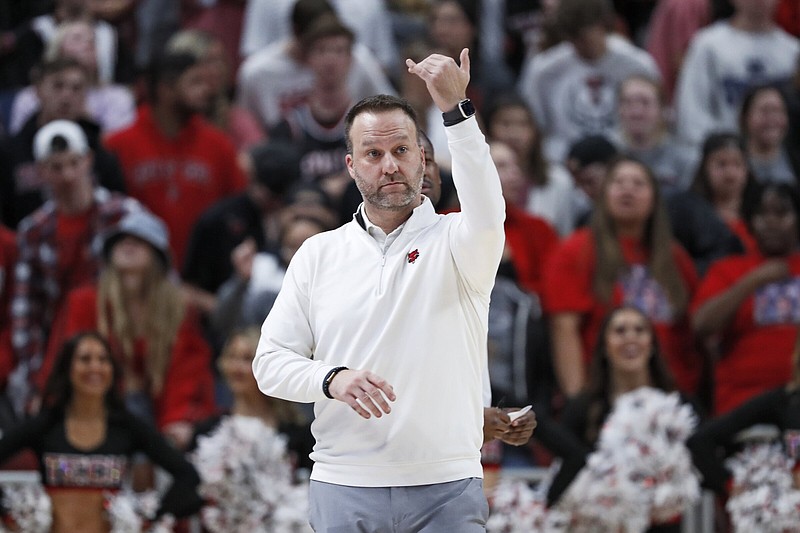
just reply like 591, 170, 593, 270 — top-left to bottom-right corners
461, 99, 475, 116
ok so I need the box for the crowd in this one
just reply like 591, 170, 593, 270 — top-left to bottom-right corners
1, 0, 800, 530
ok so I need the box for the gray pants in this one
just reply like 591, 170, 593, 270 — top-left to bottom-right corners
309, 478, 489, 533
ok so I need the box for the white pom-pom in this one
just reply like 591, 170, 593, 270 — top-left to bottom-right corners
0, 482, 52, 533
192, 415, 311, 533
726, 443, 800, 532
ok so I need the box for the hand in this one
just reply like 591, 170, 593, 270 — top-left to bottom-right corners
328, 369, 396, 419
405, 48, 470, 113
498, 408, 536, 446
231, 237, 257, 281
750, 259, 791, 286
483, 407, 511, 443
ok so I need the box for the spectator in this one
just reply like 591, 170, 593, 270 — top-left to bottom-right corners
166, 29, 266, 152
740, 84, 800, 184
43, 211, 216, 448
612, 75, 696, 195
542, 156, 699, 397
29, 0, 135, 85
10, 20, 136, 136
237, 0, 395, 130
269, 14, 353, 203
483, 93, 575, 236
0, 58, 126, 228
9, 120, 141, 414
0, 331, 203, 531
691, 183, 800, 414
667, 133, 752, 276
517, 0, 659, 163
240, 0, 398, 74
563, 134, 619, 228
675, 0, 800, 150
105, 50, 247, 267
211, 204, 335, 341
181, 140, 303, 314
489, 139, 560, 296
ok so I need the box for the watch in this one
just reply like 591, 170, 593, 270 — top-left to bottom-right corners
442, 98, 476, 126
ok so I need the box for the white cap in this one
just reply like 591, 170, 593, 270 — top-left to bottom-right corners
33, 120, 89, 162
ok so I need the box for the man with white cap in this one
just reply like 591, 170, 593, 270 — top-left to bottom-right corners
9, 120, 143, 414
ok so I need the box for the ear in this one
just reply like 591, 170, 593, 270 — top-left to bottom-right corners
345, 153, 356, 180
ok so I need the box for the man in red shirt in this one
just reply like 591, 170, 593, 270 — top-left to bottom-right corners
105, 51, 246, 267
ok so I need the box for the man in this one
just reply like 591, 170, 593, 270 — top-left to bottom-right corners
105, 50, 246, 267
253, 50, 507, 530
517, 0, 659, 163
10, 120, 142, 412
237, 0, 394, 130
0, 58, 125, 228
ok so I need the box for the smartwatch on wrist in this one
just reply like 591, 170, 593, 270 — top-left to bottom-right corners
442, 98, 475, 127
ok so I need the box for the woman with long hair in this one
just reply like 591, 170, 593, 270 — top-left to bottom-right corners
542, 156, 699, 398
691, 182, 800, 415
483, 93, 575, 236
0, 331, 203, 532
538, 306, 697, 532
41, 210, 216, 449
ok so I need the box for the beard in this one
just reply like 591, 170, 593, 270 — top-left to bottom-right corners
353, 160, 424, 211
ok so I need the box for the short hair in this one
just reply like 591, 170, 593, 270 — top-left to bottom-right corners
555, 0, 615, 39
291, 0, 336, 38
147, 51, 199, 102
30, 57, 87, 85
344, 94, 420, 154
300, 13, 355, 54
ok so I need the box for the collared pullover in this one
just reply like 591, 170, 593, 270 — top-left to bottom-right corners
253, 117, 504, 486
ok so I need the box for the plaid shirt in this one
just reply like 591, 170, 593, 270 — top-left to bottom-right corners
10, 188, 142, 398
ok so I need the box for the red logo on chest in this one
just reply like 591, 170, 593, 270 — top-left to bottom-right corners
407, 249, 420, 264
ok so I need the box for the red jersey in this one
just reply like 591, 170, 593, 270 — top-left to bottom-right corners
542, 228, 700, 393
690, 252, 800, 414
104, 106, 247, 266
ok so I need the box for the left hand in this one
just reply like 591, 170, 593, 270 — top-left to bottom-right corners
405, 48, 470, 113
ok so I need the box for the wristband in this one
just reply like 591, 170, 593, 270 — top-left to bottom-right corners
322, 366, 348, 399
442, 98, 475, 126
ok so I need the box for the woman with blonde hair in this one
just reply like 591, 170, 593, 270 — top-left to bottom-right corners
40, 210, 216, 449
541, 156, 699, 398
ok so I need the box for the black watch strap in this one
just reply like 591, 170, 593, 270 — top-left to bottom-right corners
442, 98, 475, 127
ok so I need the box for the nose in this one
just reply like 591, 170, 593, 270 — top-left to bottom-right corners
381, 153, 399, 176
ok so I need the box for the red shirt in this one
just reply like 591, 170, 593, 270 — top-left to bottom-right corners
42, 285, 216, 428
104, 106, 247, 266
542, 228, 699, 393
504, 205, 560, 295
690, 253, 800, 414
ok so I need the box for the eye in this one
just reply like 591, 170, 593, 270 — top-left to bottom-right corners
396, 146, 409, 154
367, 150, 380, 158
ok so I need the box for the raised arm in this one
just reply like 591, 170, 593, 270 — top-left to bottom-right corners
406, 49, 505, 293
